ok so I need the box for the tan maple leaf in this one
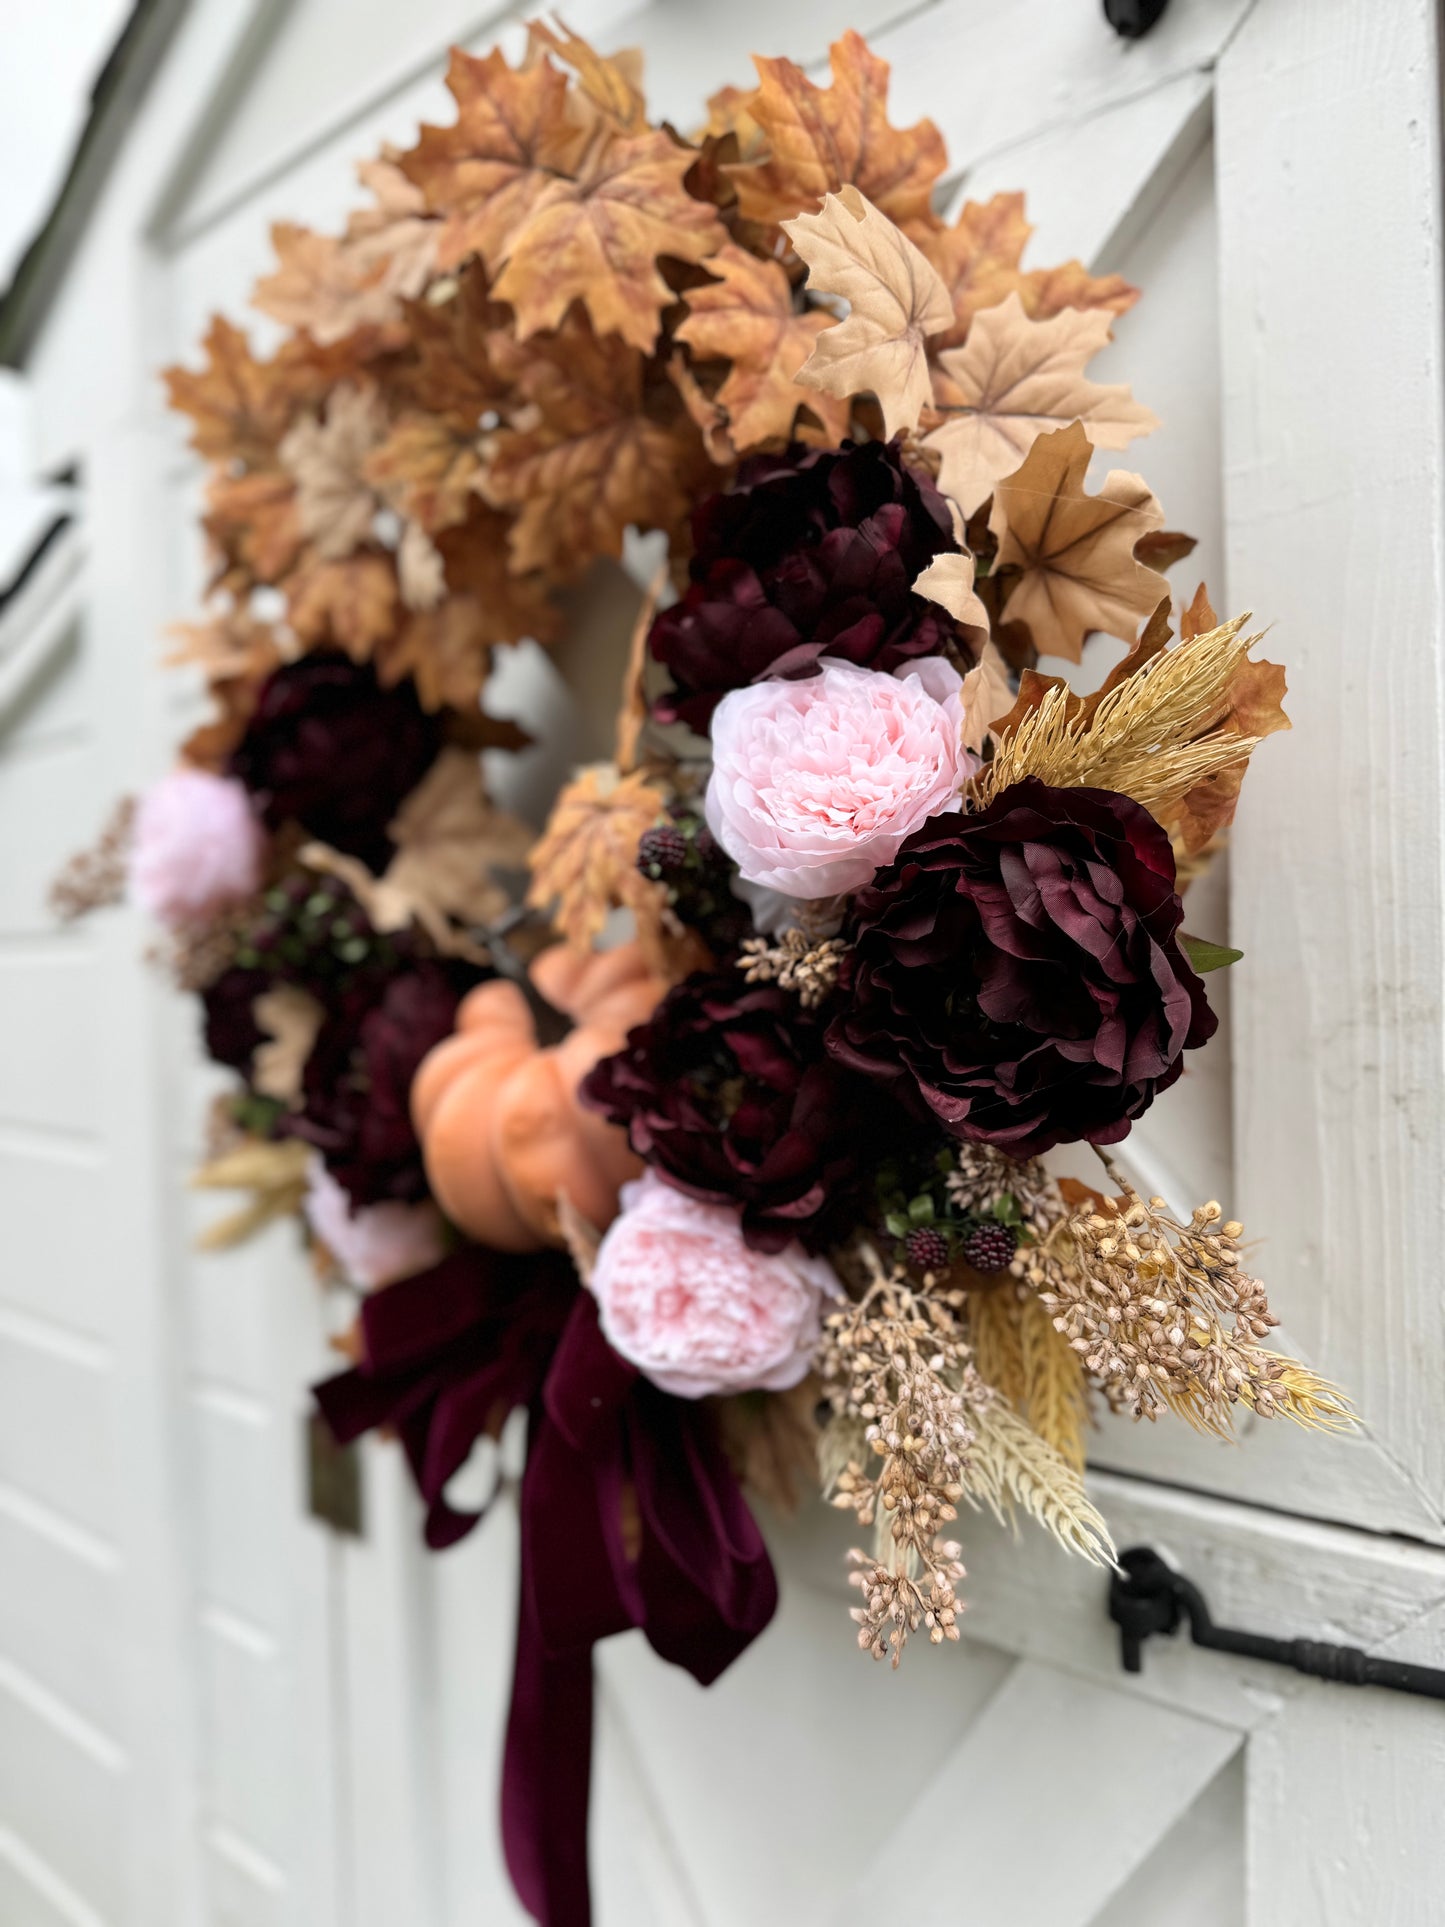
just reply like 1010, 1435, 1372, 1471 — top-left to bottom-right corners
400, 48, 590, 271
700, 84, 765, 159
728, 30, 946, 228
344, 150, 441, 305
490, 127, 727, 353
911, 553, 988, 640
783, 186, 953, 441
917, 192, 1140, 352
526, 763, 668, 950
988, 421, 1167, 661
525, 18, 647, 134
675, 244, 849, 449
303, 748, 531, 957
958, 641, 1015, 755
168, 613, 287, 771
252, 986, 325, 1105
286, 552, 398, 659
482, 315, 711, 576
251, 223, 399, 349
280, 383, 388, 559
924, 293, 1158, 515
396, 520, 447, 612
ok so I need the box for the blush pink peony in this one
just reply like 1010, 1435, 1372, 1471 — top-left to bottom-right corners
703, 657, 977, 899
303, 1157, 447, 1290
589, 1171, 839, 1398
129, 766, 266, 926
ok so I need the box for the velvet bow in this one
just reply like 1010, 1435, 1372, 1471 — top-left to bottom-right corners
313, 1249, 777, 1926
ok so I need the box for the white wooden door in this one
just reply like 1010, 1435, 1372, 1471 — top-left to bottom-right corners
8, 1, 1443, 1922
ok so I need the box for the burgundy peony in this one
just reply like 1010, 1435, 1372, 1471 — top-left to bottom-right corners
826, 778, 1216, 1157
229, 651, 443, 869
580, 971, 913, 1252
648, 439, 961, 734
286, 958, 486, 1206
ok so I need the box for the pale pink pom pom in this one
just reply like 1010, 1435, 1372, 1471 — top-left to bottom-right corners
704, 657, 977, 900
303, 1158, 446, 1291
129, 767, 266, 926
590, 1171, 839, 1399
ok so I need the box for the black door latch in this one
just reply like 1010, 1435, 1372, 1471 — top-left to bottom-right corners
1109, 1545, 1445, 1701
1104, 0, 1170, 37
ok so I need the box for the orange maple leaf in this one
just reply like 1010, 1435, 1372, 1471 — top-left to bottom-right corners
491, 127, 726, 352
400, 48, 589, 272
251, 222, 405, 350
366, 413, 481, 533
917, 192, 1139, 352
165, 318, 310, 465
286, 552, 399, 660
675, 244, 848, 449
203, 469, 301, 593
526, 763, 669, 950
727, 31, 946, 229
482, 316, 713, 576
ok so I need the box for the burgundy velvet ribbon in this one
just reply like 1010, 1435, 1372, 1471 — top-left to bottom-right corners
313, 1250, 778, 1925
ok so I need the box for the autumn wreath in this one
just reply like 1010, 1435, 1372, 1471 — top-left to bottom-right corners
56, 22, 1352, 1926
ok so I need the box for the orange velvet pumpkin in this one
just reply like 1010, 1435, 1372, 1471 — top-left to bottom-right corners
411, 942, 667, 1252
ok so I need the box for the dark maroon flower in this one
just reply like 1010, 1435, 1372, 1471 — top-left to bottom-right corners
229, 651, 443, 869
827, 779, 1216, 1157
286, 958, 486, 1206
581, 970, 914, 1251
649, 439, 961, 733
201, 965, 271, 1074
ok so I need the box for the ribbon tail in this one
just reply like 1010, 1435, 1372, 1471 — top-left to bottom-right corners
502, 1414, 597, 1927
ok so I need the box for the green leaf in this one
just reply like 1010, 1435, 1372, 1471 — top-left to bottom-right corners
994, 1193, 1023, 1227
1181, 933, 1244, 974
907, 1194, 935, 1225
884, 1213, 910, 1240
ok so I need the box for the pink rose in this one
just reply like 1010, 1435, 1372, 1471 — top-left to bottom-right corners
704, 657, 976, 899
129, 767, 266, 925
590, 1171, 839, 1398
304, 1158, 446, 1290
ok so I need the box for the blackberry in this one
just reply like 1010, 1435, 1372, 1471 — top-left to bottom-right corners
905, 1225, 951, 1274
961, 1221, 1018, 1274
637, 823, 689, 880
232, 872, 400, 985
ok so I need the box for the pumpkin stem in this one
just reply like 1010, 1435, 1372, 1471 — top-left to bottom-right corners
487, 921, 574, 1047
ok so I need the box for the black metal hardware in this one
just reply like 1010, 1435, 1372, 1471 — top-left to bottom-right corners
1104, 0, 1170, 38
1109, 1545, 1445, 1701
307, 1412, 364, 1536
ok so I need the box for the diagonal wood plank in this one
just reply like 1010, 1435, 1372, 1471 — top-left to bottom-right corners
827, 1659, 1241, 1927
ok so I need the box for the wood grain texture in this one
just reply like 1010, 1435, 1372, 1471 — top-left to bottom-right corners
1219, 0, 1445, 1530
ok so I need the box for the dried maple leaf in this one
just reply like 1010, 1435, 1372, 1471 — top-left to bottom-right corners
173, 615, 287, 770
525, 18, 647, 134
988, 421, 1167, 661
203, 469, 301, 590
729, 31, 946, 228
700, 84, 765, 159
490, 126, 727, 353
344, 151, 441, 306
912, 553, 988, 641
251, 222, 402, 350
395, 264, 510, 422
675, 244, 849, 449
958, 641, 1015, 755
303, 748, 530, 955
165, 318, 301, 465
526, 762, 668, 949
784, 187, 953, 441
280, 384, 388, 559
252, 986, 324, 1104
365, 411, 482, 533
924, 293, 1158, 515
286, 552, 398, 660
400, 48, 590, 271
396, 520, 447, 611
1166, 582, 1289, 855
482, 316, 711, 576
917, 191, 1139, 352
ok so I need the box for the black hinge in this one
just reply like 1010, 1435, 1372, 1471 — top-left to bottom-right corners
1109, 1545, 1445, 1701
